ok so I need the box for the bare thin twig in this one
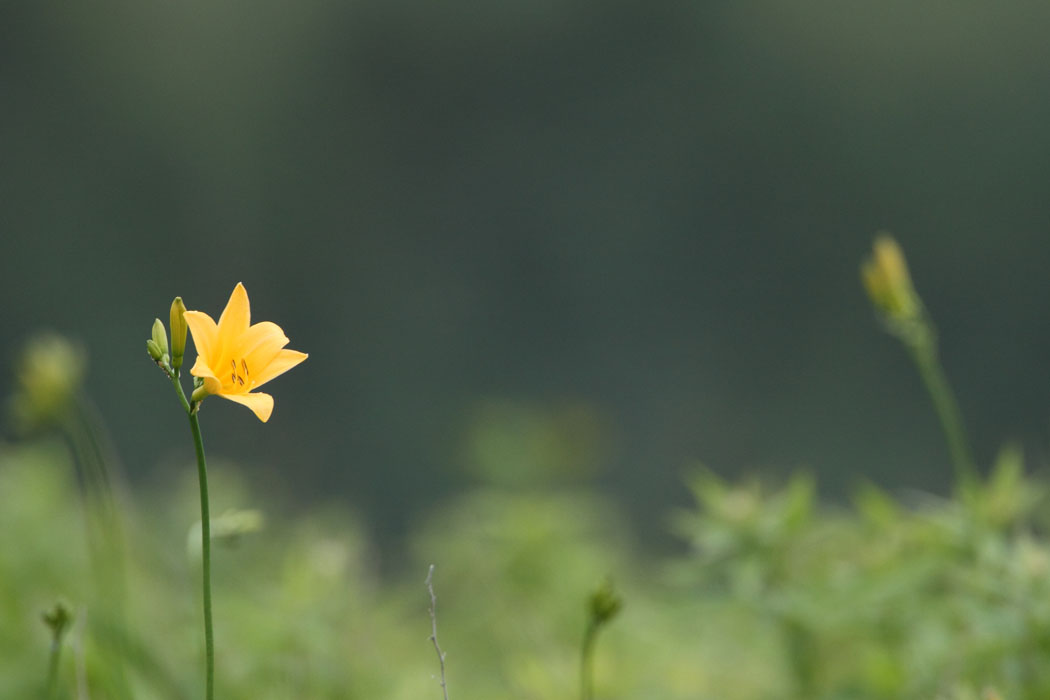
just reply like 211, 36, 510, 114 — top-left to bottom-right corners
425, 564, 450, 700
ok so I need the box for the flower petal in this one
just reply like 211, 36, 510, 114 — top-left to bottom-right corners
219, 391, 274, 422
241, 321, 290, 373
217, 283, 251, 354
188, 356, 224, 396
251, 349, 309, 388
183, 310, 219, 365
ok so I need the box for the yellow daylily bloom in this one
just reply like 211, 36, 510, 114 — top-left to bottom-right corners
183, 283, 307, 422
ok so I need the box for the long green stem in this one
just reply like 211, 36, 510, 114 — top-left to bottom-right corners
909, 342, 977, 491
46, 640, 62, 700
580, 621, 597, 700
171, 376, 214, 700
189, 411, 214, 700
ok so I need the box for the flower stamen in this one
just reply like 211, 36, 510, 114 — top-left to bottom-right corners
229, 359, 248, 387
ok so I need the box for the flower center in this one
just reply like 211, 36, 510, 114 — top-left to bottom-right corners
229, 358, 251, 389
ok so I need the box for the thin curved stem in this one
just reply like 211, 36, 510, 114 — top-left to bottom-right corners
171, 375, 214, 700
908, 342, 977, 491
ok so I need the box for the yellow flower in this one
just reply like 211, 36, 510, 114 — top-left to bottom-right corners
183, 283, 307, 422
860, 234, 920, 322
12, 334, 85, 431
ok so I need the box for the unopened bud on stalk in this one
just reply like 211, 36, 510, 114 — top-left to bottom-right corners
42, 600, 73, 644
170, 297, 187, 370
587, 578, 623, 628
860, 234, 921, 322
151, 319, 168, 358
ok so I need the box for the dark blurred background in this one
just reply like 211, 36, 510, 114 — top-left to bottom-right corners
4, 1, 1050, 555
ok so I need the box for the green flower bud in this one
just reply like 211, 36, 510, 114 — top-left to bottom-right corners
860, 234, 921, 322
588, 578, 623, 628
170, 297, 187, 370
151, 318, 168, 357
146, 338, 164, 362
42, 600, 74, 643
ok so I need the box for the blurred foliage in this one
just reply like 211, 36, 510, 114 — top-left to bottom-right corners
4, 434, 1050, 698
463, 398, 608, 486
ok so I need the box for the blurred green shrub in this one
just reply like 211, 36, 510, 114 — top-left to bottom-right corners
3, 436, 1048, 699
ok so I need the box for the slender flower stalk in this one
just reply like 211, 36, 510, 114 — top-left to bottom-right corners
580, 619, 598, 700
169, 374, 215, 700
907, 337, 976, 490
43, 602, 73, 700
191, 412, 215, 700
861, 235, 977, 490
580, 580, 623, 700
149, 286, 306, 700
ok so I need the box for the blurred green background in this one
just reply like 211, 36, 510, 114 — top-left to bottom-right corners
4, 1, 1050, 555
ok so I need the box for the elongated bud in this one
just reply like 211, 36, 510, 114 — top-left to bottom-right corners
170, 297, 187, 370
151, 318, 169, 358
860, 234, 920, 322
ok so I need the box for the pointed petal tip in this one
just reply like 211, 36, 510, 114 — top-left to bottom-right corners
218, 281, 252, 339
250, 348, 309, 387
221, 391, 274, 422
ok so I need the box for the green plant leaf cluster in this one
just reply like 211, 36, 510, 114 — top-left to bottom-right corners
3, 437, 1046, 699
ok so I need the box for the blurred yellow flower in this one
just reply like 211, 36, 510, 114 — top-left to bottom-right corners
12, 333, 85, 430
860, 234, 920, 322
183, 283, 307, 422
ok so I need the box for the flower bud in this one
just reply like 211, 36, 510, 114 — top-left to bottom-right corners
42, 600, 74, 643
587, 578, 623, 628
151, 318, 169, 358
860, 234, 920, 322
170, 297, 187, 370
146, 338, 164, 362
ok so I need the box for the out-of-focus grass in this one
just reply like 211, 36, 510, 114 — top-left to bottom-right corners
3, 434, 1049, 699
